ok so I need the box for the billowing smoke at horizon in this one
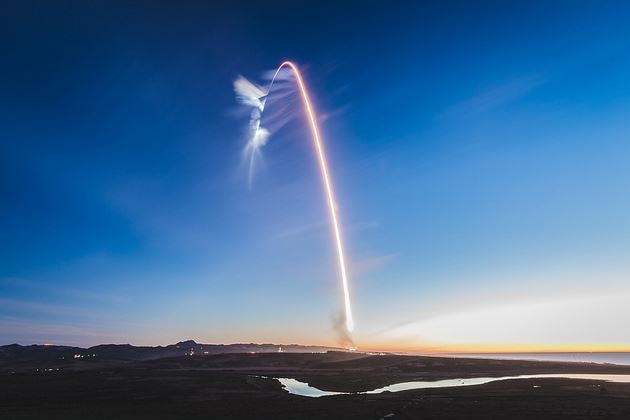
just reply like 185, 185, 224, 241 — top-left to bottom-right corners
333, 312, 355, 349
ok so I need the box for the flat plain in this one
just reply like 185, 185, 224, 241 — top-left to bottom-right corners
3, 351, 630, 419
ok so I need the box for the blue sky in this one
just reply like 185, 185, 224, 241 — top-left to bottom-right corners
2, 1, 630, 349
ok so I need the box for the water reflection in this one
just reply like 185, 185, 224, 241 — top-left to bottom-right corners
277, 374, 630, 397
276, 378, 343, 397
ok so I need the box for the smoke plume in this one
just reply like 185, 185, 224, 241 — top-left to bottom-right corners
333, 312, 355, 349
233, 71, 296, 189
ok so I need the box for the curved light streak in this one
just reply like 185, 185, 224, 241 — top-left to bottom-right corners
263, 61, 354, 332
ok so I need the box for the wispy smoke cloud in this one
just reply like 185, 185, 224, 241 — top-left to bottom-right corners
233, 76, 266, 110
233, 70, 296, 188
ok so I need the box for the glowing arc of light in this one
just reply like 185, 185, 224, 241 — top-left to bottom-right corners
264, 61, 354, 333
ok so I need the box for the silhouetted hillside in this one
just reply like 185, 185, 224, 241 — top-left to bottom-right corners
0, 341, 343, 371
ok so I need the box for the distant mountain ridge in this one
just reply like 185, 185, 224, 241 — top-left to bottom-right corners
0, 340, 344, 370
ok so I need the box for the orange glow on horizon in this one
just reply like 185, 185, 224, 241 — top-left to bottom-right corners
355, 341, 630, 354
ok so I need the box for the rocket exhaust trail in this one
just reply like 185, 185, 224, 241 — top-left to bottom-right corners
241, 61, 354, 333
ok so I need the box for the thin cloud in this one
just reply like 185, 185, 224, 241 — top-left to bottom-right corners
271, 219, 381, 242
271, 220, 328, 241
0, 276, 125, 305
442, 74, 546, 118
0, 317, 125, 346
0, 297, 114, 321
350, 253, 397, 276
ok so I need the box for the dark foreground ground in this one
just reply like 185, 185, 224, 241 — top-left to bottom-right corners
3, 352, 630, 419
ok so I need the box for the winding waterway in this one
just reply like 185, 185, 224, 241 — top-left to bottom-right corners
276, 374, 630, 397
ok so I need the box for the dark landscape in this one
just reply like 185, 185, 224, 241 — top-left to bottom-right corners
3, 342, 630, 419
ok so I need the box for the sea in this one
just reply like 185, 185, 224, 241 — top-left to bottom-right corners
444, 352, 630, 366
